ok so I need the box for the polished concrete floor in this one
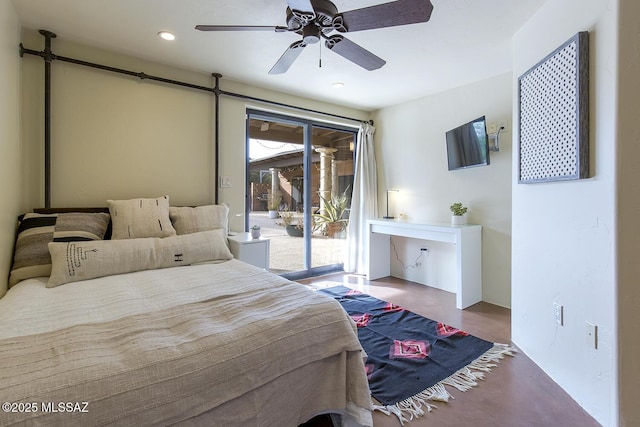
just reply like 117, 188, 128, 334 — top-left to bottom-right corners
298, 273, 601, 427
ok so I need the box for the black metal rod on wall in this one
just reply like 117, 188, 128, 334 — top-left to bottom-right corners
20, 46, 216, 94
213, 73, 222, 205
55, 55, 216, 93
21, 40, 368, 124
41, 30, 56, 208
19, 30, 371, 208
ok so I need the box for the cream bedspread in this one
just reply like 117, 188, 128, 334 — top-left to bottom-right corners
0, 260, 372, 426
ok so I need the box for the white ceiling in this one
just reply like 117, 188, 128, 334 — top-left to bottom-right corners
12, 0, 546, 111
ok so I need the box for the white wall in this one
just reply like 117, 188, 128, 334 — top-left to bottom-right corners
616, 0, 640, 424
512, 1, 617, 425
0, 2, 22, 297
373, 73, 513, 308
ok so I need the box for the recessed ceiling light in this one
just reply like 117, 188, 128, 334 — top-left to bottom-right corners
332, 82, 345, 88
158, 31, 176, 41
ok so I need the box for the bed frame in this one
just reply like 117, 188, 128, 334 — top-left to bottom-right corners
19, 31, 367, 209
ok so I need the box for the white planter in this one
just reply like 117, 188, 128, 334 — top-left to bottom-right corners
451, 215, 467, 226
268, 210, 278, 219
251, 228, 261, 239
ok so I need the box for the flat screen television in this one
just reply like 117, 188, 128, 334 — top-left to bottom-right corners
445, 116, 490, 170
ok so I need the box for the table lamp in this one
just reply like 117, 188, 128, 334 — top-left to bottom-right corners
383, 190, 399, 219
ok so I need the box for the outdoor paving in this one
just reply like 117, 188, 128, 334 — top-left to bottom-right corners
247, 212, 346, 273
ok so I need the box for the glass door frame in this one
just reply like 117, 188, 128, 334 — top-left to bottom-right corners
245, 109, 357, 280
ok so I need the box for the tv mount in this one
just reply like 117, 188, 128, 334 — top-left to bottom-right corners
488, 126, 504, 152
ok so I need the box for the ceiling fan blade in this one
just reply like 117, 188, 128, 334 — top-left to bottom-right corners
337, 0, 433, 33
196, 25, 289, 32
269, 41, 307, 74
325, 35, 386, 71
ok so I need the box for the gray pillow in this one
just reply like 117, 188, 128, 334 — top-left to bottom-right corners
9, 212, 110, 287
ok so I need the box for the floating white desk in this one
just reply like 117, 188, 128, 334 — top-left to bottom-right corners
367, 219, 482, 309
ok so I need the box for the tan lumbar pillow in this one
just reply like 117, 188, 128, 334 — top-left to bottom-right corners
47, 229, 232, 287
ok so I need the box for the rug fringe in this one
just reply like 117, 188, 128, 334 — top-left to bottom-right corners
372, 343, 516, 425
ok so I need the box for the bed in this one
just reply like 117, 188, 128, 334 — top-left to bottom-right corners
0, 197, 373, 427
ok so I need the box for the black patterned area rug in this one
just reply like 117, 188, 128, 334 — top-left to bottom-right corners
317, 284, 515, 424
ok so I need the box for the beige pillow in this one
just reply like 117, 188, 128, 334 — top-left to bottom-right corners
107, 195, 176, 239
47, 229, 233, 287
169, 204, 229, 237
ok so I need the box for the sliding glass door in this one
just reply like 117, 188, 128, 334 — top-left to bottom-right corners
246, 110, 356, 279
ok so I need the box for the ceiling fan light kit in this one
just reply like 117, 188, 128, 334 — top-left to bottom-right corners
196, 0, 433, 74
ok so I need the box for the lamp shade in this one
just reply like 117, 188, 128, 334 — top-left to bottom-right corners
383, 190, 399, 219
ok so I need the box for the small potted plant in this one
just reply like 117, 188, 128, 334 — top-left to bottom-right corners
279, 211, 303, 237
250, 225, 261, 239
288, 217, 304, 237
450, 202, 468, 226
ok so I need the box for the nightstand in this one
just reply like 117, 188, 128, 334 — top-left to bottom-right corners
227, 232, 270, 270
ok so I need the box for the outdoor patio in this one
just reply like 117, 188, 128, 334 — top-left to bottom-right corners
248, 212, 346, 274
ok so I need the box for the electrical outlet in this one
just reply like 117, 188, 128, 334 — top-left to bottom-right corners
553, 303, 563, 326
488, 123, 497, 134
586, 321, 598, 349
499, 121, 507, 132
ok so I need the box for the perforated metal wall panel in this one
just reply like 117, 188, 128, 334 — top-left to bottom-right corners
518, 32, 589, 183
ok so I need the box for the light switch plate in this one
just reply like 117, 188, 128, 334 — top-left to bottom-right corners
586, 321, 597, 349
219, 176, 232, 188
553, 303, 563, 326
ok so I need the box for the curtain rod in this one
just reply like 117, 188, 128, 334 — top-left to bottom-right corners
217, 88, 373, 125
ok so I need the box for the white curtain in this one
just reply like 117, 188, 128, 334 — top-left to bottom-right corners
344, 123, 377, 274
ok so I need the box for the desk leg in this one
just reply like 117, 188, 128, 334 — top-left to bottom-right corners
457, 230, 483, 309
367, 232, 390, 280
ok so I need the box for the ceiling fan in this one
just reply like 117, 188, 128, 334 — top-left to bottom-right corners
196, 0, 434, 74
